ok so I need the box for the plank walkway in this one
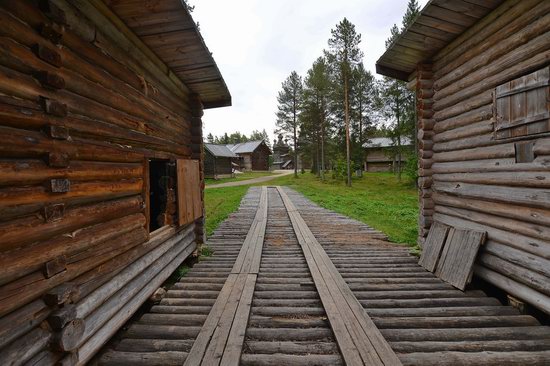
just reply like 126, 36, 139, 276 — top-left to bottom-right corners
99, 187, 550, 366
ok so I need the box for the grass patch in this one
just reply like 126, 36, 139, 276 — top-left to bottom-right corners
205, 171, 276, 185
204, 185, 249, 236
204, 171, 418, 247
260, 172, 418, 246
200, 245, 213, 257
166, 264, 189, 285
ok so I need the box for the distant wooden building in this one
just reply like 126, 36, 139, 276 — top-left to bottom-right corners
364, 137, 413, 172
377, 0, 550, 314
204, 144, 236, 179
227, 140, 271, 171
0, 1, 230, 364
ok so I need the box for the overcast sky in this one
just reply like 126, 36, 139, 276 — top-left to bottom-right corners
193, 0, 428, 143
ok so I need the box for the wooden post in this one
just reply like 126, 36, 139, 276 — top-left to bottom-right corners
416, 63, 434, 248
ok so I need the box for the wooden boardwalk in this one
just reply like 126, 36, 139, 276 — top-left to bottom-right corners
99, 187, 550, 366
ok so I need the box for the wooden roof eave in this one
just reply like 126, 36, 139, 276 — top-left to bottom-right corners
102, 0, 231, 109
375, 0, 505, 81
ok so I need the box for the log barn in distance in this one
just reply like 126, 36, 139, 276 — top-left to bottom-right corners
204, 143, 236, 179
377, 0, 550, 314
0, 0, 230, 365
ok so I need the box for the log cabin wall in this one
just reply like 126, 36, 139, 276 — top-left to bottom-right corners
416, 63, 434, 247
0, 1, 228, 364
425, 0, 550, 313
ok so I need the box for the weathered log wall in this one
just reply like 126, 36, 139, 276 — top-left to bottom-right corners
0, 1, 204, 364
421, 0, 550, 313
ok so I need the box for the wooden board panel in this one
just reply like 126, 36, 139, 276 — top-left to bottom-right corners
277, 186, 402, 366
177, 159, 202, 226
436, 228, 486, 290
184, 187, 267, 366
419, 222, 450, 272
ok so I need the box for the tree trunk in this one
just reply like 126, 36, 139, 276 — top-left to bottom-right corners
396, 90, 402, 182
293, 98, 298, 178
344, 74, 351, 187
320, 107, 326, 181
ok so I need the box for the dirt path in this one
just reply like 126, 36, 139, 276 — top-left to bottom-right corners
205, 170, 293, 189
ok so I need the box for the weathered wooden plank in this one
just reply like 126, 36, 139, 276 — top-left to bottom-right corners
419, 222, 450, 272
184, 187, 267, 366
277, 186, 402, 366
435, 228, 486, 290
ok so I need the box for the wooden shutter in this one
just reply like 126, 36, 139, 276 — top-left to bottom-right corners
177, 159, 203, 226
494, 66, 550, 139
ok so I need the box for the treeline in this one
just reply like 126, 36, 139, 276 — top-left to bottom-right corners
205, 129, 269, 145
275, 0, 420, 184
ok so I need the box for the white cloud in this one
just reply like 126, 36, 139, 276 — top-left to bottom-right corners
193, 0, 429, 142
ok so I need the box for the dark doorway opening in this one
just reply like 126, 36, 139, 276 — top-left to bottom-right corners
149, 159, 177, 232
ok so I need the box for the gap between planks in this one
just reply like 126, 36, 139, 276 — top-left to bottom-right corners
184, 186, 268, 366
276, 186, 402, 366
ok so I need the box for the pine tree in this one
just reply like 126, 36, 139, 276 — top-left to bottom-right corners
326, 18, 363, 187
250, 129, 269, 142
351, 63, 377, 172
276, 71, 303, 178
301, 57, 331, 180
206, 133, 214, 143
378, 0, 420, 181
402, 0, 420, 30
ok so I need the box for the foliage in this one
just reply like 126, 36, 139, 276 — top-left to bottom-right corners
206, 129, 270, 145
325, 18, 363, 186
276, 71, 303, 177
331, 158, 347, 181
166, 264, 189, 285
200, 245, 213, 257
403, 150, 418, 183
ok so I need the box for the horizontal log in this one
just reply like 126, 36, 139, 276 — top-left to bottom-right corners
0, 62, 188, 148
99, 351, 186, 366
0, 327, 51, 366
0, 160, 143, 186
241, 354, 343, 366
433, 142, 515, 163
435, 205, 550, 242
431, 156, 550, 174
374, 315, 538, 329
0, 211, 145, 284
78, 233, 195, 346
484, 241, 550, 278
433, 181, 550, 209
434, 15, 550, 107
0, 179, 142, 217
433, 192, 550, 227
0, 100, 190, 157
433, 213, 550, 259
433, 171, 550, 188
77, 236, 197, 364
381, 326, 550, 342
0, 225, 147, 317
434, 0, 549, 83
75, 226, 191, 319
478, 253, 550, 296
400, 351, 550, 366
433, 120, 493, 143
0, 125, 143, 163
0, 299, 49, 349
434, 104, 493, 132
391, 339, 550, 353
0, 195, 142, 263
0, 36, 191, 141
0, 3, 190, 117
